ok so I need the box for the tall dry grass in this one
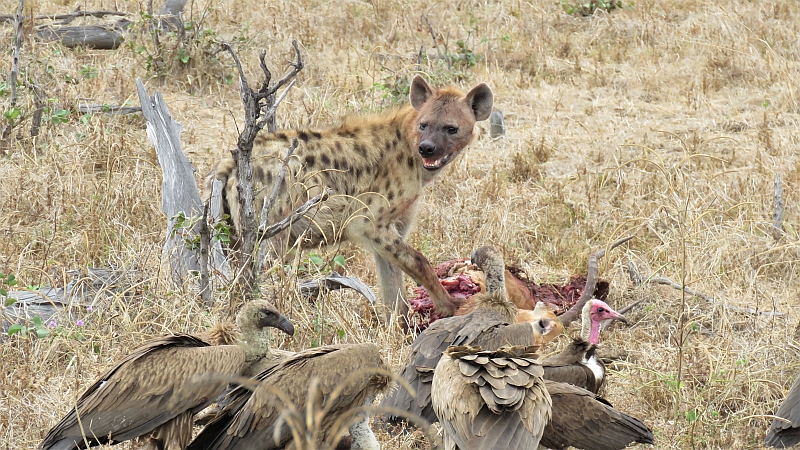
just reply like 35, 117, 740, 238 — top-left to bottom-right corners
2, 0, 800, 448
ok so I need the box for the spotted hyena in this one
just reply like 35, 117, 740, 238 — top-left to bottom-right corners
208, 75, 493, 322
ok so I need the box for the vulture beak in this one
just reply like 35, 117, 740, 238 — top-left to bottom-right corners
276, 314, 296, 337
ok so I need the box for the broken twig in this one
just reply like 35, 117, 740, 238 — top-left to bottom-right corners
260, 137, 298, 228
258, 188, 331, 241
772, 173, 784, 241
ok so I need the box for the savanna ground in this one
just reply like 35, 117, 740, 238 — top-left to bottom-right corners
2, 0, 800, 448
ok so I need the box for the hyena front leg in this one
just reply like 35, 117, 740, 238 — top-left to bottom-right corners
358, 225, 459, 319
373, 252, 408, 319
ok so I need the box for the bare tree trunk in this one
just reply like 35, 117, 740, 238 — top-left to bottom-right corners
223, 41, 303, 299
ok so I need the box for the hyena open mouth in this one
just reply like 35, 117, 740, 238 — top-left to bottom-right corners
421, 153, 456, 171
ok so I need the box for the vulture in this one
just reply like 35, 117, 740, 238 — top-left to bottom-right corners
186, 343, 389, 450
432, 345, 551, 450
39, 300, 295, 450
381, 245, 556, 426
766, 375, 800, 448
541, 298, 627, 393
540, 380, 655, 450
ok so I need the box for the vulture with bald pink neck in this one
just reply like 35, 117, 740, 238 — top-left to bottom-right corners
541, 298, 626, 394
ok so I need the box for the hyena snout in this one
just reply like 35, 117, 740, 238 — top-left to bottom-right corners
418, 140, 436, 158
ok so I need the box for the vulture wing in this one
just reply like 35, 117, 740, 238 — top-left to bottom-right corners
188, 343, 388, 450
541, 339, 603, 394
381, 309, 539, 426
540, 380, 655, 450
432, 346, 551, 450
766, 375, 800, 448
39, 334, 245, 450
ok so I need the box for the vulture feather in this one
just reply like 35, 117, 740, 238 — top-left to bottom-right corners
38, 300, 294, 450
541, 299, 627, 393
540, 380, 654, 450
187, 343, 389, 450
766, 375, 800, 448
432, 345, 551, 450
381, 246, 554, 426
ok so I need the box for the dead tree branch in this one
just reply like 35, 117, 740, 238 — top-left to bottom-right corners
647, 276, 785, 317
258, 188, 331, 241
198, 202, 212, 306
559, 236, 634, 327
9, 0, 23, 108
772, 173, 784, 241
222, 41, 303, 298
0, 9, 127, 23
79, 104, 142, 115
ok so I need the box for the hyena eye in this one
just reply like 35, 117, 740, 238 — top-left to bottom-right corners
419, 123, 428, 131
447, 127, 458, 135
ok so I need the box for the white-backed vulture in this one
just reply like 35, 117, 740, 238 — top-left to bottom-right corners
381, 246, 553, 426
540, 380, 654, 450
186, 343, 389, 450
541, 298, 627, 393
766, 375, 800, 448
432, 345, 551, 450
39, 300, 295, 450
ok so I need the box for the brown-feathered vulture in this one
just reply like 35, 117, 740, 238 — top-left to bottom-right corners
432, 345, 551, 450
186, 343, 389, 450
541, 298, 627, 393
38, 300, 295, 450
380, 246, 556, 426
540, 380, 654, 450
766, 375, 800, 448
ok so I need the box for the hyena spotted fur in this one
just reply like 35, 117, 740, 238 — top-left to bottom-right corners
208, 75, 493, 321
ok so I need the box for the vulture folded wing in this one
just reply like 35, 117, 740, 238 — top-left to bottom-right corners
381, 313, 490, 425
433, 346, 551, 450
541, 339, 602, 394
40, 334, 245, 450
766, 375, 800, 448
188, 343, 388, 450
540, 380, 654, 450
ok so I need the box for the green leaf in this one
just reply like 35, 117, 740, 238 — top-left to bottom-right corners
6, 274, 15, 284
336, 329, 345, 339
36, 327, 49, 338
309, 255, 324, 265
685, 410, 698, 422
333, 255, 346, 267
7, 324, 24, 336
4, 297, 16, 307
32, 316, 43, 328
4, 107, 21, 121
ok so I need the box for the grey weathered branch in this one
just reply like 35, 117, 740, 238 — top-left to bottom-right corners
258, 188, 331, 241
0, 9, 127, 23
559, 236, 634, 327
772, 173, 784, 241
9, 0, 23, 107
298, 272, 377, 304
35, 24, 126, 49
79, 104, 142, 115
198, 202, 212, 306
647, 276, 784, 317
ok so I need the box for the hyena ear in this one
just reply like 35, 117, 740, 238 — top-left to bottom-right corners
410, 75, 434, 111
465, 83, 494, 121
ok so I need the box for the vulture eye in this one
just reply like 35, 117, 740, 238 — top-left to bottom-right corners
261, 311, 276, 319
597, 307, 606, 314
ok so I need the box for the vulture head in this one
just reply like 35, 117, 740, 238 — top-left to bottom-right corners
236, 300, 295, 337
581, 299, 626, 345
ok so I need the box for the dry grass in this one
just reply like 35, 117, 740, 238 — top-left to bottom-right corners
2, 0, 800, 448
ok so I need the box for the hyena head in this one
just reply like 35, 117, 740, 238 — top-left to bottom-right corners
409, 75, 494, 172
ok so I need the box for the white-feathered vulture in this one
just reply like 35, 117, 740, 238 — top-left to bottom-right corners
380, 246, 554, 426
432, 345, 551, 450
186, 343, 389, 450
39, 300, 295, 450
541, 298, 627, 393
